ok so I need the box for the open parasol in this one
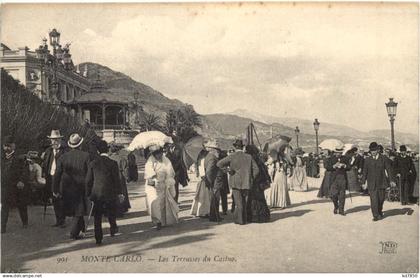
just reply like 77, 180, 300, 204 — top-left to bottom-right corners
127, 131, 173, 151
342, 143, 358, 155
182, 135, 205, 169
319, 139, 344, 151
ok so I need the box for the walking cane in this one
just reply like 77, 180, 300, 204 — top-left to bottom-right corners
85, 201, 94, 233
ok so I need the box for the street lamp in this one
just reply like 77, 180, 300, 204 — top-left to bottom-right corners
295, 126, 300, 148
385, 97, 398, 151
313, 118, 320, 155
49, 28, 61, 55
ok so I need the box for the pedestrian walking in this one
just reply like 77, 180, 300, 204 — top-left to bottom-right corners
394, 145, 417, 205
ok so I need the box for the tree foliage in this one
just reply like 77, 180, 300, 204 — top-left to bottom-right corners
165, 105, 202, 143
1, 69, 97, 153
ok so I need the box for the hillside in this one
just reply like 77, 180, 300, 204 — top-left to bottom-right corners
78, 62, 186, 117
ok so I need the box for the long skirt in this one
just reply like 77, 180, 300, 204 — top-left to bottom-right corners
268, 172, 291, 208
145, 183, 178, 226
317, 171, 331, 198
346, 168, 360, 192
291, 166, 309, 192
190, 179, 211, 217
247, 186, 270, 222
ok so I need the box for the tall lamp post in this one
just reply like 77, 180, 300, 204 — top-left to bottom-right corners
385, 98, 398, 151
295, 126, 300, 148
313, 118, 320, 155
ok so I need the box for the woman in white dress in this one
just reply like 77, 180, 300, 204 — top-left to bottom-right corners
190, 150, 211, 217
144, 145, 179, 230
290, 150, 309, 192
267, 154, 291, 209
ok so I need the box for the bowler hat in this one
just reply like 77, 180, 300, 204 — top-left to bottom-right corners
369, 142, 379, 151
68, 133, 84, 149
47, 130, 63, 139
400, 145, 407, 152
233, 139, 244, 149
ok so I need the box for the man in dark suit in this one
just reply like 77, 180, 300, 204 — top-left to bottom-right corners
1, 136, 30, 233
325, 146, 350, 216
53, 133, 91, 239
203, 140, 222, 222
217, 139, 259, 225
394, 145, 416, 205
86, 140, 124, 245
361, 142, 395, 221
42, 129, 67, 227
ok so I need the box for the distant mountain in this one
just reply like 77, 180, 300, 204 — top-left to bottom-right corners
78, 62, 186, 118
228, 109, 418, 146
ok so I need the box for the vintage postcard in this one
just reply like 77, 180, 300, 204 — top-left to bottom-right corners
0, 2, 418, 274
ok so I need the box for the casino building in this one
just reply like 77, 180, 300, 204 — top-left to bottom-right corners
0, 28, 138, 144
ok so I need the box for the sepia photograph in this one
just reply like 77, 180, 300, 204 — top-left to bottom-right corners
0, 1, 419, 274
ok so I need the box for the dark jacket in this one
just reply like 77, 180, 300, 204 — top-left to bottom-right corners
53, 149, 91, 216
86, 155, 122, 202
166, 145, 189, 187
394, 155, 416, 179
216, 151, 259, 190
324, 155, 350, 191
362, 154, 394, 191
204, 152, 219, 189
41, 146, 66, 177
1, 152, 30, 207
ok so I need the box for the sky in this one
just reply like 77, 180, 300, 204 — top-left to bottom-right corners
1, 2, 419, 134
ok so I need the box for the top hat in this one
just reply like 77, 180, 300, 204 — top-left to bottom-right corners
47, 130, 63, 139
369, 142, 379, 151
68, 133, 84, 149
233, 139, 244, 149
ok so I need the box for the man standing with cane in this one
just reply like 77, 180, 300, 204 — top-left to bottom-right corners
86, 140, 124, 245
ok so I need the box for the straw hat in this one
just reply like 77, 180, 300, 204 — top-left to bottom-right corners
47, 130, 63, 139
67, 133, 84, 149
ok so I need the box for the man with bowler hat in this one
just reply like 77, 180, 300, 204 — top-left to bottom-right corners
394, 145, 416, 205
361, 142, 395, 221
1, 136, 30, 233
86, 140, 124, 245
53, 133, 91, 239
42, 129, 67, 227
217, 139, 259, 225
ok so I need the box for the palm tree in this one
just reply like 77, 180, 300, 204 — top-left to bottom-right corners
140, 113, 162, 131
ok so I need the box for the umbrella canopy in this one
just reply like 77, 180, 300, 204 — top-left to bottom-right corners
319, 139, 344, 151
127, 131, 173, 151
182, 135, 205, 169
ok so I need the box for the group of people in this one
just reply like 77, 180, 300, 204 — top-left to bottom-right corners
2, 129, 419, 245
317, 142, 418, 221
1, 130, 137, 245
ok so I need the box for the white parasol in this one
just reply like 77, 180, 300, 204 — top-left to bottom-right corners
342, 143, 358, 155
127, 131, 173, 151
319, 139, 344, 151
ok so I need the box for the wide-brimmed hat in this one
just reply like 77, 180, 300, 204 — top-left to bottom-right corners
233, 139, 244, 149
47, 130, 63, 139
68, 133, 84, 149
204, 139, 220, 150
334, 146, 344, 153
149, 144, 163, 153
369, 142, 379, 151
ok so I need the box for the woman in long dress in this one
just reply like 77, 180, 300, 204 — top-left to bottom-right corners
245, 145, 271, 223
317, 151, 332, 198
291, 151, 309, 192
190, 150, 211, 217
267, 154, 291, 209
345, 148, 361, 192
144, 145, 179, 230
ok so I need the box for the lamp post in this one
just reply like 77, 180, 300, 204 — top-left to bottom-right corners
295, 126, 300, 148
313, 118, 320, 155
385, 98, 398, 151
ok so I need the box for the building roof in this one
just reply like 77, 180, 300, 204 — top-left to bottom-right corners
70, 92, 128, 105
